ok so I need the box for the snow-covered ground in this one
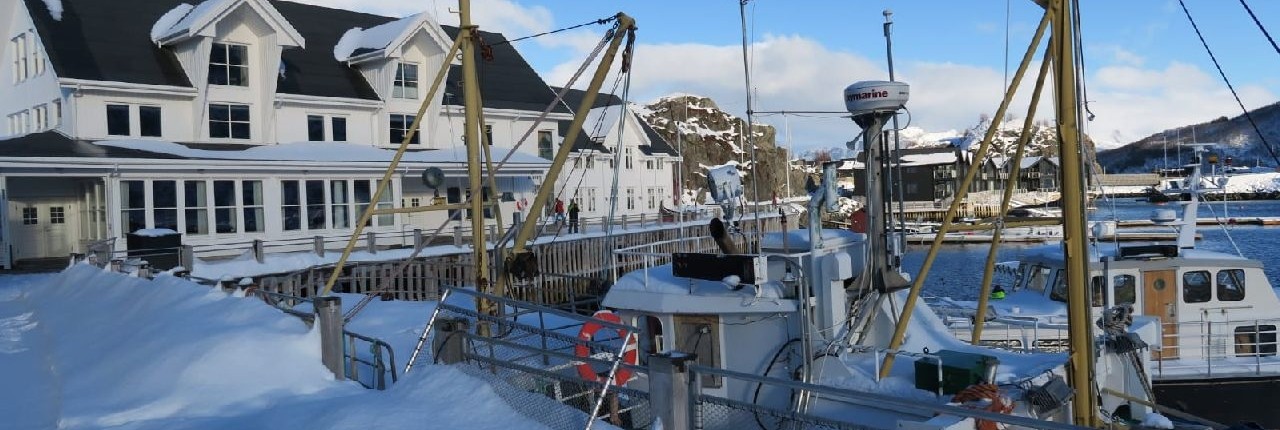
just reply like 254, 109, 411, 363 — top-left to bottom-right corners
0, 266, 572, 430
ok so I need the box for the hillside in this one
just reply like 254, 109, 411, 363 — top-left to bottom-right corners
1098, 101, 1280, 173
637, 95, 807, 200
797, 114, 1092, 165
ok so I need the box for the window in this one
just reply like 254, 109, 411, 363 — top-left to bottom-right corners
21, 207, 36, 225
306, 180, 326, 230
107, 104, 131, 136
1090, 276, 1106, 307
484, 124, 494, 145
121, 180, 146, 233
185, 181, 209, 235
152, 180, 178, 231
389, 114, 418, 144
647, 188, 656, 210
646, 160, 654, 170
52, 99, 61, 127
574, 157, 581, 169
1049, 270, 1068, 302
538, 130, 553, 159
1217, 269, 1246, 302
332, 117, 347, 142
281, 180, 301, 231
393, 63, 419, 99
625, 147, 634, 169
213, 180, 237, 233
139, 106, 162, 137
586, 188, 597, 212
307, 115, 346, 142
354, 180, 372, 226
209, 43, 248, 86
32, 104, 47, 131
626, 188, 636, 210
31, 34, 43, 76
376, 183, 393, 225
49, 206, 64, 224
11, 34, 27, 83
1235, 325, 1277, 357
242, 180, 264, 233
307, 115, 324, 141
1183, 270, 1212, 303
1113, 274, 1136, 305
331, 181, 350, 229
209, 104, 250, 139
586, 156, 595, 169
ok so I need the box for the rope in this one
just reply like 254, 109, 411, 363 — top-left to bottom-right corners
488, 15, 618, 46
1178, 0, 1280, 167
1239, 0, 1280, 59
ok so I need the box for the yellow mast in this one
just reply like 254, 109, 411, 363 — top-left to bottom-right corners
457, 0, 498, 331
1049, 0, 1099, 425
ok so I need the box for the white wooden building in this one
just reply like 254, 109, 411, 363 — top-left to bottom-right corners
554, 88, 680, 220
0, 0, 574, 267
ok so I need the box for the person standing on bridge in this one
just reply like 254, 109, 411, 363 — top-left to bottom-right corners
568, 200, 580, 233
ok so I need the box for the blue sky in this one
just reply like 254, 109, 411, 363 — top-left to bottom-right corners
303, 0, 1280, 152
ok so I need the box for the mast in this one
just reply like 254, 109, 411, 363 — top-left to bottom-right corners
1049, 0, 1099, 425
739, 0, 763, 250
458, 0, 496, 333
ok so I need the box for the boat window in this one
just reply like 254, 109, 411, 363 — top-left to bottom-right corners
1182, 270, 1212, 303
1113, 274, 1136, 305
1026, 265, 1052, 293
1049, 270, 1068, 303
1216, 269, 1246, 302
1090, 276, 1106, 307
1234, 325, 1277, 357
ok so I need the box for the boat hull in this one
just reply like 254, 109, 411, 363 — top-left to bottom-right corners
1153, 374, 1280, 428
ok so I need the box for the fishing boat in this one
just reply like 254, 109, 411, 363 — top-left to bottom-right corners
933, 144, 1280, 427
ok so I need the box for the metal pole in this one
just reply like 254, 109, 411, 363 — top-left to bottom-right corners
738, 0, 764, 252
884, 9, 908, 267
458, 0, 497, 337
314, 296, 344, 380
880, 11, 1051, 380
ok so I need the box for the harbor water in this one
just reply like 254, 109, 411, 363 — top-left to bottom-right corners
909, 198, 1280, 300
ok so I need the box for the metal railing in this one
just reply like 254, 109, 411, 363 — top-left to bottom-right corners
1153, 318, 1280, 378
403, 286, 652, 429
247, 290, 399, 390
686, 364, 1087, 430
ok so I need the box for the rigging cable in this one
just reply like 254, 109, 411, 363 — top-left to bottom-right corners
1177, 0, 1280, 166
487, 15, 618, 46
1238, 0, 1280, 58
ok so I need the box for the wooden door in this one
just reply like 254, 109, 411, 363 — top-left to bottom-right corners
1143, 269, 1179, 359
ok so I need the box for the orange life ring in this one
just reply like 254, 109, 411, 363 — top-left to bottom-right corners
575, 310, 639, 384
951, 383, 1012, 430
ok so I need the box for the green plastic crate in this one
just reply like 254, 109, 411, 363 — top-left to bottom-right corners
913, 350, 999, 395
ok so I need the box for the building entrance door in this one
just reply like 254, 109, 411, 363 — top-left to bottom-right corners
9, 199, 79, 260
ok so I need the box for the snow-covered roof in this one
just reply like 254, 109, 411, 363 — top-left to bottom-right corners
154, 0, 305, 47
899, 152, 958, 167
92, 139, 551, 165
334, 13, 447, 63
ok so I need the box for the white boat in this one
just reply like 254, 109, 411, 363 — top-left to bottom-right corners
933, 144, 1280, 427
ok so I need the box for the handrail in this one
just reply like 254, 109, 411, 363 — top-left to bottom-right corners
688, 364, 1088, 430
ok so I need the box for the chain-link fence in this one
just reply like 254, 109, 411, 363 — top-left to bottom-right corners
406, 286, 652, 429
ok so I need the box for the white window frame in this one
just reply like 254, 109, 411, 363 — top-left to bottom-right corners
209, 42, 249, 87
209, 103, 251, 140
11, 34, 28, 83
393, 62, 419, 99
389, 113, 418, 144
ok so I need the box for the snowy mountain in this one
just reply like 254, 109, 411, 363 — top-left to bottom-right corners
637, 94, 806, 198
796, 115, 1076, 165
1098, 101, 1280, 173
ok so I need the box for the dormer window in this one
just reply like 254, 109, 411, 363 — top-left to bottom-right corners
209, 43, 249, 86
393, 63, 419, 99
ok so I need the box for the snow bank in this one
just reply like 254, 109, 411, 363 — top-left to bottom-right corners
1140, 412, 1174, 429
0, 267, 555, 429
132, 228, 179, 237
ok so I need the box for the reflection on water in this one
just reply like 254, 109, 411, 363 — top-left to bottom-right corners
906, 198, 1280, 300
